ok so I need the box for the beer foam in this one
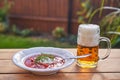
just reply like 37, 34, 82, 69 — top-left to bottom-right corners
77, 24, 100, 47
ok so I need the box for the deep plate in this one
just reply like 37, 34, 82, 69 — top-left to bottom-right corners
12, 47, 75, 75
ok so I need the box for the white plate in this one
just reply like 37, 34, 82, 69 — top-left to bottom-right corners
12, 47, 75, 75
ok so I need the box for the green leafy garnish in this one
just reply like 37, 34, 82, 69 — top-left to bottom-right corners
35, 53, 55, 63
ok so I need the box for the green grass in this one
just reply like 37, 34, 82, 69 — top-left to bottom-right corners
0, 34, 76, 48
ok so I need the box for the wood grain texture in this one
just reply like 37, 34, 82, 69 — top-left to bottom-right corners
0, 59, 120, 73
0, 73, 120, 80
0, 49, 120, 59
0, 49, 120, 80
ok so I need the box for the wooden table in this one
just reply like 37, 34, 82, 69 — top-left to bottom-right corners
0, 49, 120, 80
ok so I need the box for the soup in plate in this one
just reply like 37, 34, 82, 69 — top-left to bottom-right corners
24, 54, 65, 69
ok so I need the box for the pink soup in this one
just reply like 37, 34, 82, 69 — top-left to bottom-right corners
24, 54, 65, 69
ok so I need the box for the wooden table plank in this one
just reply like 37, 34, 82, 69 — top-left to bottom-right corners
0, 49, 120, 60
0, 73, 120, 80
0, 58, 120, 73
0, 49, 120, 80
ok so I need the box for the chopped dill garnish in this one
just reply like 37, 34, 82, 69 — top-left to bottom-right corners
35, 53, 55, 63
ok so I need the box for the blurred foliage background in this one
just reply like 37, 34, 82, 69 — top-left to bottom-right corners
0, 0, 120, 48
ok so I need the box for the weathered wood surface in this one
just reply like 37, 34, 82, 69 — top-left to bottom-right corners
0, 49, 120, 80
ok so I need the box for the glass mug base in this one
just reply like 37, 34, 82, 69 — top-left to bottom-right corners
77, 61, 97, 68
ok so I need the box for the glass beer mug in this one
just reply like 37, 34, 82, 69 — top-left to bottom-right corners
77, 24, 111, 68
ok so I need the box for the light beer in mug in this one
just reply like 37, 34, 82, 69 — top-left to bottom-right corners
77, 24, 111, 68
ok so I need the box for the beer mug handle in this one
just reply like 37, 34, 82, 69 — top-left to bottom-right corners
99, 37, 111, 60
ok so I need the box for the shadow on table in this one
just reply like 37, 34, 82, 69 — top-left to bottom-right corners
73, 64, 108, 80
